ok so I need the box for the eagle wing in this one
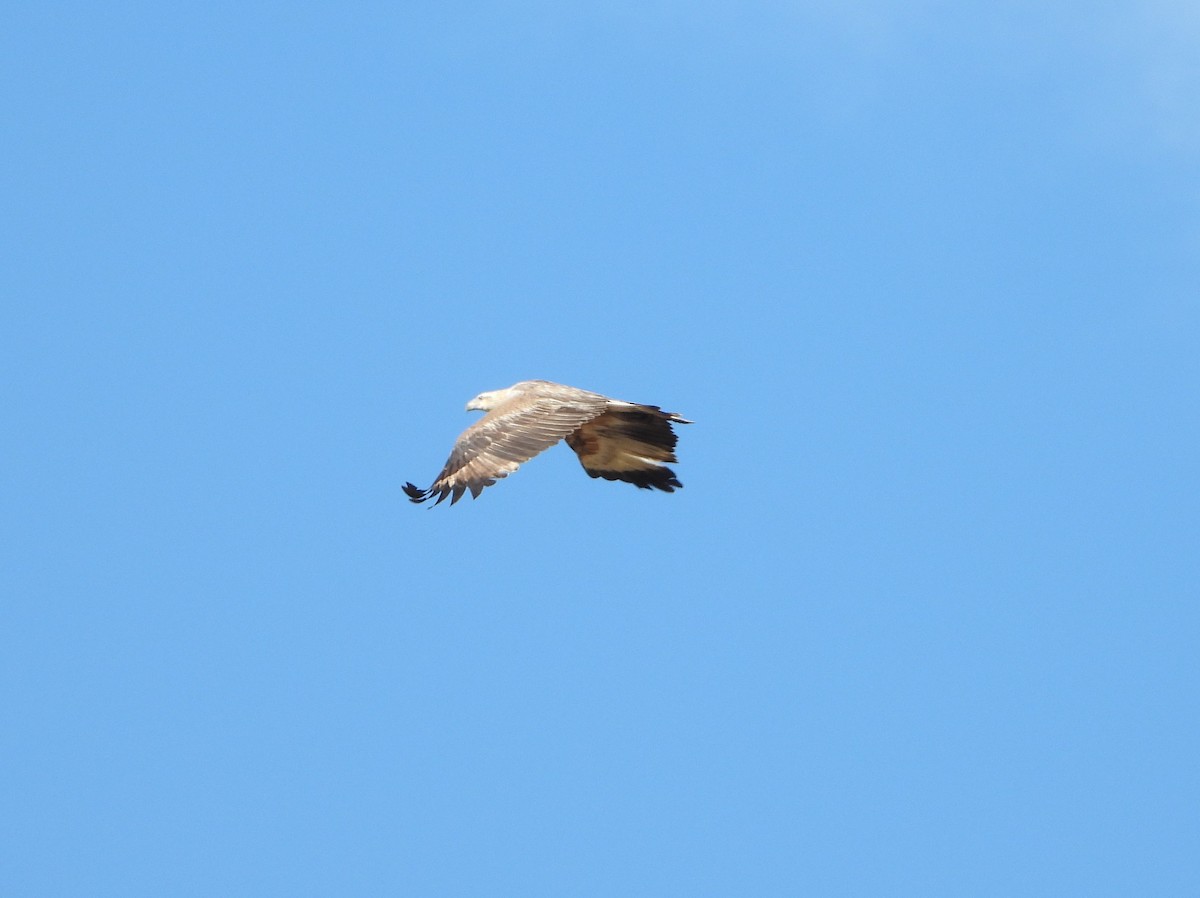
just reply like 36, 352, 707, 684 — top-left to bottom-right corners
565, 404, 692, 492
403, 387, 608, 505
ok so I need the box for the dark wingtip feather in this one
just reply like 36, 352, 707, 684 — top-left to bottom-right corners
402, 482, 430, 504
590, 466, 683, 493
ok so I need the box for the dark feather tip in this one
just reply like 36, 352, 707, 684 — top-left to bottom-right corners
402, 482, 429, 503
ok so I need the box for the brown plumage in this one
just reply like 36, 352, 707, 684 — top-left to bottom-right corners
403, 380, 692, 506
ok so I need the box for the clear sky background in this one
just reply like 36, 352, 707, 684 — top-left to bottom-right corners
4, 2, 1198, 895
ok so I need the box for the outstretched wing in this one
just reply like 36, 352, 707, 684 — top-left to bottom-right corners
565, 404, 692, 492
403, 388, 608, 505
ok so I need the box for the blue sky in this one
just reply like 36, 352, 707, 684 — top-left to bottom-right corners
4, 2, 1198, 894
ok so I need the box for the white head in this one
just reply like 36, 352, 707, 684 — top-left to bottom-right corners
466, 388, 510, 412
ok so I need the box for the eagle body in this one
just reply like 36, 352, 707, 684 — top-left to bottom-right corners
403, 380, 691, 506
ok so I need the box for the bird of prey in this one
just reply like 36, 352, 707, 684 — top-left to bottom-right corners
403, 380, 692, 506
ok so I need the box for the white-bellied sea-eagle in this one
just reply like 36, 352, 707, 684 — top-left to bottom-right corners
403, 380, 692, 506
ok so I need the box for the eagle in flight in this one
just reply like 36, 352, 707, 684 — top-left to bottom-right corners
403, 380, 692, 506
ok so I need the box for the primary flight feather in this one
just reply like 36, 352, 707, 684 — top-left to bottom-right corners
403, 380, 692, 506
